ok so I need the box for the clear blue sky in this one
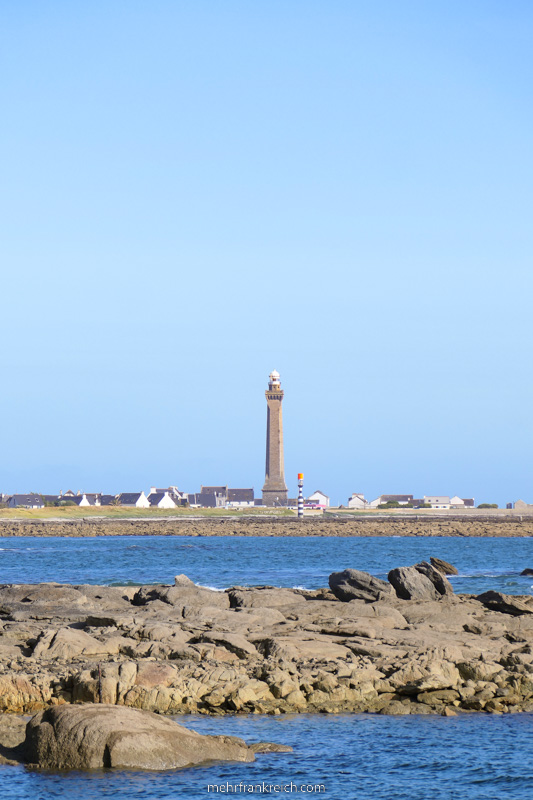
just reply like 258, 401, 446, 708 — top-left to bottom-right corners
1, 1, 532, 505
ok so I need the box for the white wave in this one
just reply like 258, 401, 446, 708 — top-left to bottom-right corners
194, 583, 227, 592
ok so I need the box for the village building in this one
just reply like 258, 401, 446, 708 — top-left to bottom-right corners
450, 496, 476, 508
147, 490, 177, 509
369, 494, 414, 508
306, 490, 330, 508
7, 494, 44, 509
227, 489, 254, 507
73, 493, 101, 507
117, 492, 150, 508
347, 493, 368, 509
423, 496, 451, 509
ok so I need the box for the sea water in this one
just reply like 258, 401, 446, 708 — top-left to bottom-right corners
2, 712, 533, 799
0, 534, 532, 595
1, 533, 533, 798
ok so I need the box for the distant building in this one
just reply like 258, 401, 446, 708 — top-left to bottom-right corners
76, 492, 101, 506
149, 487, 188, 506
7, 494, 44, 509
307, 490, 330, 508
148, 490, 177, 509
423, 496, 451, 509
117, 492, 150, 508
369, 494, 414, 508
450, 496, 475, 508
191, 486, 228, 508
348, 493, 368, 509
262, 371, 288, 506
227, 489, 254, 507
514, 500, 533, 510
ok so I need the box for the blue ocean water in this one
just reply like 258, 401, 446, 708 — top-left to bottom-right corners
2, 534, 533, 798
2, 712, 533, 799
0, 534, 532, 595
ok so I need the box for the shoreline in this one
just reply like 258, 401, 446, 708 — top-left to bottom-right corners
1, 570, 533, 719
0, 517, 532, 537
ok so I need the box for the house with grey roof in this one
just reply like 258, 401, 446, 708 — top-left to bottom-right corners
116, 492, 150, 508
7, 494, 44, 509
369, 494, 414, 508
147, 491, 177, 509
227, 488, 254, 507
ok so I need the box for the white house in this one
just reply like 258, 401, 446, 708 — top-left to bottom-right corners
117, 492, 150, 508
148, 490, 177, 509
368, 494, 414, 508
307, 490, 330, 508
423, 496, 451, 509
450, 496, 475, 508
77, 493, 101, 507
348, 493, 368, 509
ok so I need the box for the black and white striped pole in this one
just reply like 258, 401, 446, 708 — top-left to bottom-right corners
297, 473, 304, 519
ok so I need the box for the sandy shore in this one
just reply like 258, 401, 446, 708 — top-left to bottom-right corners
0, 516, 532, 537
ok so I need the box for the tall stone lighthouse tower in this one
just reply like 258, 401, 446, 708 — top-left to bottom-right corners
262, 370, 288, 506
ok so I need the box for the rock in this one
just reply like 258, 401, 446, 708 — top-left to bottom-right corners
476, 591, 533, 616
416, 689, 460, 707
414, 562, 454, 595
132, 583, 229, 610
227, 587, 305, 608
190, 633, 258, 659
0, 675, 46, 713
520, 569, 533, 576
328, 569, 392, 602
25, 704, 255, 770
430, 557, 459, 575
388, 567, 440, 601
32, 628, 118, 660
0, 714, 28, 764
249, 741, 293, 753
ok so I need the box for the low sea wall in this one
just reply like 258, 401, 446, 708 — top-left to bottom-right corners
0, 516, 532, 537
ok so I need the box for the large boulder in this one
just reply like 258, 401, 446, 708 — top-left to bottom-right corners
25, 704, 255, 770
328, 569, 393, 602
430, 557, 459, 576
414, 562, 454, 596
388, 567, 440, 601
476, 591, 533, 616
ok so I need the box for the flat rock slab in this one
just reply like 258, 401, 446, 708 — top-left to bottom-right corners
25, 704, 255, 770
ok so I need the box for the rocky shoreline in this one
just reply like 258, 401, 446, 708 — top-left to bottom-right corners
1, 516, 533, 537
1, 562, 533, 721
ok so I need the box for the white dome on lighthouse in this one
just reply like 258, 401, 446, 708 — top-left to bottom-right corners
268, 370, 281, 389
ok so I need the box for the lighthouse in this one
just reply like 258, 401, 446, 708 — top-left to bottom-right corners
262, 370, 288, 506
